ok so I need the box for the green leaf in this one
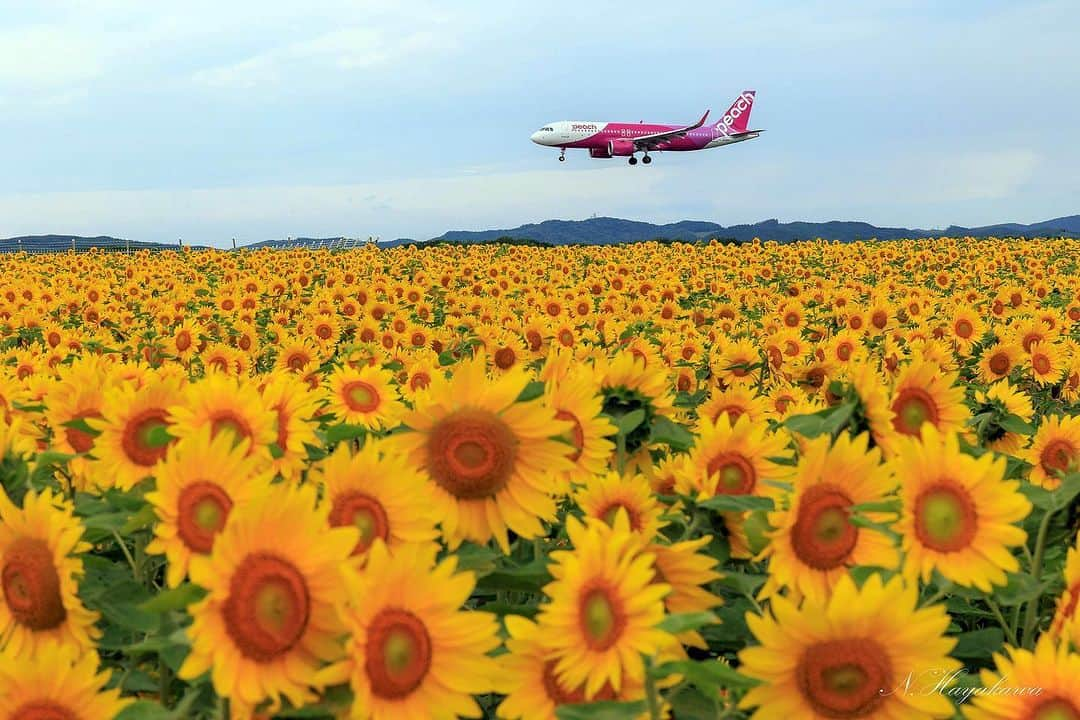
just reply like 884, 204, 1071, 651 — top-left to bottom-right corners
999, 413, 1035, 436
325, 423, 368, 444
657, 611, 719, 634
139, 583, 207, 613
121, 504, 157, 534
652, 659, 762, 691
699, 495, 775, 513
453, 543, 499, 577
715, 571, 768, 596
784, 412, 825, 438
60, 417, 101, 437
952, 628, 1005, 659
820, 401, 856, 435
144, 425, 175, 448
851, 499, 902, 514
516, 380, 545, 403
614, 409, 646, 436
115, 701, 172, 720
556, 700, 649, 720
650, 416, 694, 451
269, 442, 285, 459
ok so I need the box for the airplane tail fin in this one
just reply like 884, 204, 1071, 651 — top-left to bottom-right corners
714, 90, 755, 135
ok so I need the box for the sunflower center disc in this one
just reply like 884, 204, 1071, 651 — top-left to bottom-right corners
366, 609, 432, 699
796, 638, 891, 718
1041, 440, 1076, 476
706, 453, 756, 495
210, 412, 251, 449
1031, 698, 1080, 720
555, 410, 586, 462
1034, 355, 1051, 374
343, 381, 380, 413
123, 409, 170, 467
493, 348, 517, 369
914, 481, 978, 553
427, 410, 518, 500
891, 387, 940, 435
579, 586, 625, 651
9, 701, 79, 720
328, 492, 390, 555
177, 482, 233, 554
988, 352, 1010, 375
955, 319, 973, 338
791, 485, 858, 570
224, 553, 310, 662
176, 331, 192, 351
2, 537, 67, 631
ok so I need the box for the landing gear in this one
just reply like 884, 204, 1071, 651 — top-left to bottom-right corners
558, 149, 565, 162
642, 154, 652, 164
628, 156, 638, 166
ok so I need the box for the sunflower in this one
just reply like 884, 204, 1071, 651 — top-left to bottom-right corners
1050, 537, 1080, 645
684, 413, 791, 498
546, 366, 616, 488
649, 535, 722, 649
389, 357, 572, 551
894, 424, 1030, 591
977, 342, 1022, 384
315, 440, 439, 559
948, 305, 985, 354
0, 644, 130, 720
697, 384, 772, 427
145, 427, 272, 587
1027, 340, 1064, 385
536, 513, 670, 699
86, 372, 184, 490
324, 364, 403, 431
169, 373, 276, 461
0, 488, 99, 658
167, 319, 200, 363
574, 471, 666, 539
1024, 413, 1080, 489
260, 370, 322, 481
973, 381, 1034, 455
760, 432, 899, 604
42, 356, 112, 488
321, 541, 499, 720
739, 573, 959, 719
275, 336, 322, 374
596, 351, 675, 453
179, 482, 358, 710
963, 636, 1080, 719
496, 615, 641, 719
884, 358, 969, 449
712, 337, 761, 387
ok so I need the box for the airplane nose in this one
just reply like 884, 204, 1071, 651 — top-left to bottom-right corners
530, 131, 543, 144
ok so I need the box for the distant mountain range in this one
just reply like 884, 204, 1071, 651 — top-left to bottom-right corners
3, 215, 1079, 252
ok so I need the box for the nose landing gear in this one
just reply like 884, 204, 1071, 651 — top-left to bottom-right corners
558, 148, 565, 162
628, 153, 651, 166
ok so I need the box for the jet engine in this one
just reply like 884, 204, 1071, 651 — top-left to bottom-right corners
589, 147, 612, 158
608, 139, 635, 156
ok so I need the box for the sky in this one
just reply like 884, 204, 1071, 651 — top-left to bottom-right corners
1, 0, 1078, 247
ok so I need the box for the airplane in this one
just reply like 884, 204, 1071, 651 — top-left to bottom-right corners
530, 90, 761, 165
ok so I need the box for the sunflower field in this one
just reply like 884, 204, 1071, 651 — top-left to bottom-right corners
2, 238, 1080, 719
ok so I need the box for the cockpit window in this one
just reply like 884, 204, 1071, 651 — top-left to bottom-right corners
541, 126, 554, 131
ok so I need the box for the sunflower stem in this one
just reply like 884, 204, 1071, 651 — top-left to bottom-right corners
986, 599, 1019, 647
615, 432, 627, 475
920, 580, 953, 608
643, 656, 662, 720
111, 528, 139, 577
1022, 505, 1057, 648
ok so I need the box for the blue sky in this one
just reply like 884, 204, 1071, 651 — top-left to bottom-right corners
1, 0, 1078, 246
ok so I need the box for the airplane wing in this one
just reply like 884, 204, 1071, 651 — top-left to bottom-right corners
632, 110, 710, 150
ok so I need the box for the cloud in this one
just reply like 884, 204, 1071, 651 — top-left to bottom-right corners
0, 25, 106, 90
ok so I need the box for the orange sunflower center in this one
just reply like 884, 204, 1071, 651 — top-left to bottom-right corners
796, 638, 891, 718
342, 380, 380, 413
1028, 698, 1080, 720
9, 702, 78, 720
365, 609, 432, 699
890, 387, 940, 435
175, 330, 192, 352
493, 347, 517, 369
706, 452, 756, 495
286, 351, 311, 371
177, 482, 233, 554
955, 319, 974, 338
578, 584, 627, 651
223, 553, 310, 662
121, 408, 171, 467
2, 537, 66, 631
65, 410, 102, 453
210, 411, 253, 448
1040, 439, 1076, 477
427, 409, 518, 500
791, 485, 858, 571
988, 352, 1011, 376
328, 492, 390, 555
555, 410, 586, 463
598, 501, 642, 531
913, 480, 978, 553
1033, 354, 1052, 375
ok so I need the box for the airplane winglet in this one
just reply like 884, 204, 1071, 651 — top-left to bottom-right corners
695, 110, 710, 128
